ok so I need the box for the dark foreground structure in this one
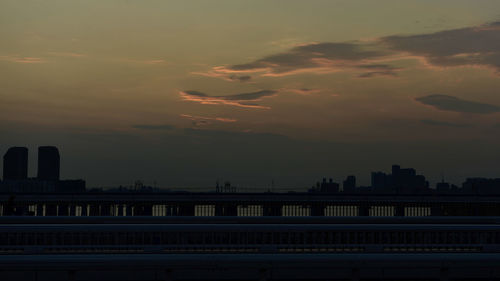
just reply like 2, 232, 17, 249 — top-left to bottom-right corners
2, 146, 500, 280
1, 216, 500, 280
2, 192, 500, 217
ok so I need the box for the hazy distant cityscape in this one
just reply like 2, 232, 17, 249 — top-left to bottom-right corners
2, 146, 499, 195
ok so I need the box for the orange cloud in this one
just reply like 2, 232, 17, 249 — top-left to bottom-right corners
118, 58, 167, 65
194, 21, 500, 80
0, 55, 46, 64
179, 90, 276, 109
280, 88, 322, 95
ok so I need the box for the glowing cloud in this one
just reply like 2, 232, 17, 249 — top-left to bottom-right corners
180, 114, 237, 126
280, 88, 322, 95
194, 21, 500, 81
179, 90, 277, 109
201, 42, 400, 78
0, 55, 46, 64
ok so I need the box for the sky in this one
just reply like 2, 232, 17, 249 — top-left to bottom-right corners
1, 0, 500, 189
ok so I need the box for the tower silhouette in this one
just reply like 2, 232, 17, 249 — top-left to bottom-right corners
37, 146, 60, 181
3, 147, 28, 180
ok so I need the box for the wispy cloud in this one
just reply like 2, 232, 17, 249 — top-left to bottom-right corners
356, 64, 400, 78
119, 58, 167, 65
180, 114, 237, 126
382, 21, 500, 73
193, 21, 500, 81
201, 42, 400, 78
0, 55, 46, 64
416, 95, 500, 114
191, 70, 252, 82
179, 90, 277, 109
280, 88, 322, 95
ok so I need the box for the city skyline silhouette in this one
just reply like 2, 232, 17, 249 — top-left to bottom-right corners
2, 2, 500, 191
2, 145, 499, 195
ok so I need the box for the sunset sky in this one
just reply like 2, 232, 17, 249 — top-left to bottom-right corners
1, 0, 500, 189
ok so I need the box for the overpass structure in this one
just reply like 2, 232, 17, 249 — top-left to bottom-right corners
1, 192, 500, 217
1, 216, 500, 280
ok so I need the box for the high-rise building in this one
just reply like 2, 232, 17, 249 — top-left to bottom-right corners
3, 147, 28, 180
343, 175, 356, 192
37, 146, 60, 181
371, 172, 388, 189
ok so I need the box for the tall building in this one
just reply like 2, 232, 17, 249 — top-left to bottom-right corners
37, 146, 60, 181
3, 147, 28, 180
371, 172, 388, 189
320, 178, 339, 193
343, 175, 356, 192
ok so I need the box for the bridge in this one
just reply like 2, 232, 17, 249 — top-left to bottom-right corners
1, 216, 500, 280
2, 192, 500, 216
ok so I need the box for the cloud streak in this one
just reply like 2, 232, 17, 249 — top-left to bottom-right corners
192, 70, 252, 82
195, 21, 500, 81
281, 88, 322, 95
382, 21, 500, 73
179, 90, 277, 109
203, 42, 399, 78
119, 58, 167, 65
180, 114, 237, 126
416, 95, 500, 114
0, 55, 46, 64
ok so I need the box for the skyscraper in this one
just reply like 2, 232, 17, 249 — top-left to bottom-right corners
3, 147, 28, 180
37, 146, 60, 181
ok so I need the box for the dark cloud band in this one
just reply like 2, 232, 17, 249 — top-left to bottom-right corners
416, 95, 500, 114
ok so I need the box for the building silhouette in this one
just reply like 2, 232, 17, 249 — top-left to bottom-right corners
1, 146, 85, 193
2, 147, 28, 180
463, 178, 500, 194
368, 165, 429, 193
37, 146, 60, 181
342, 175, 356, 192
317, 178, 339, 193
371, 171, 388, 190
